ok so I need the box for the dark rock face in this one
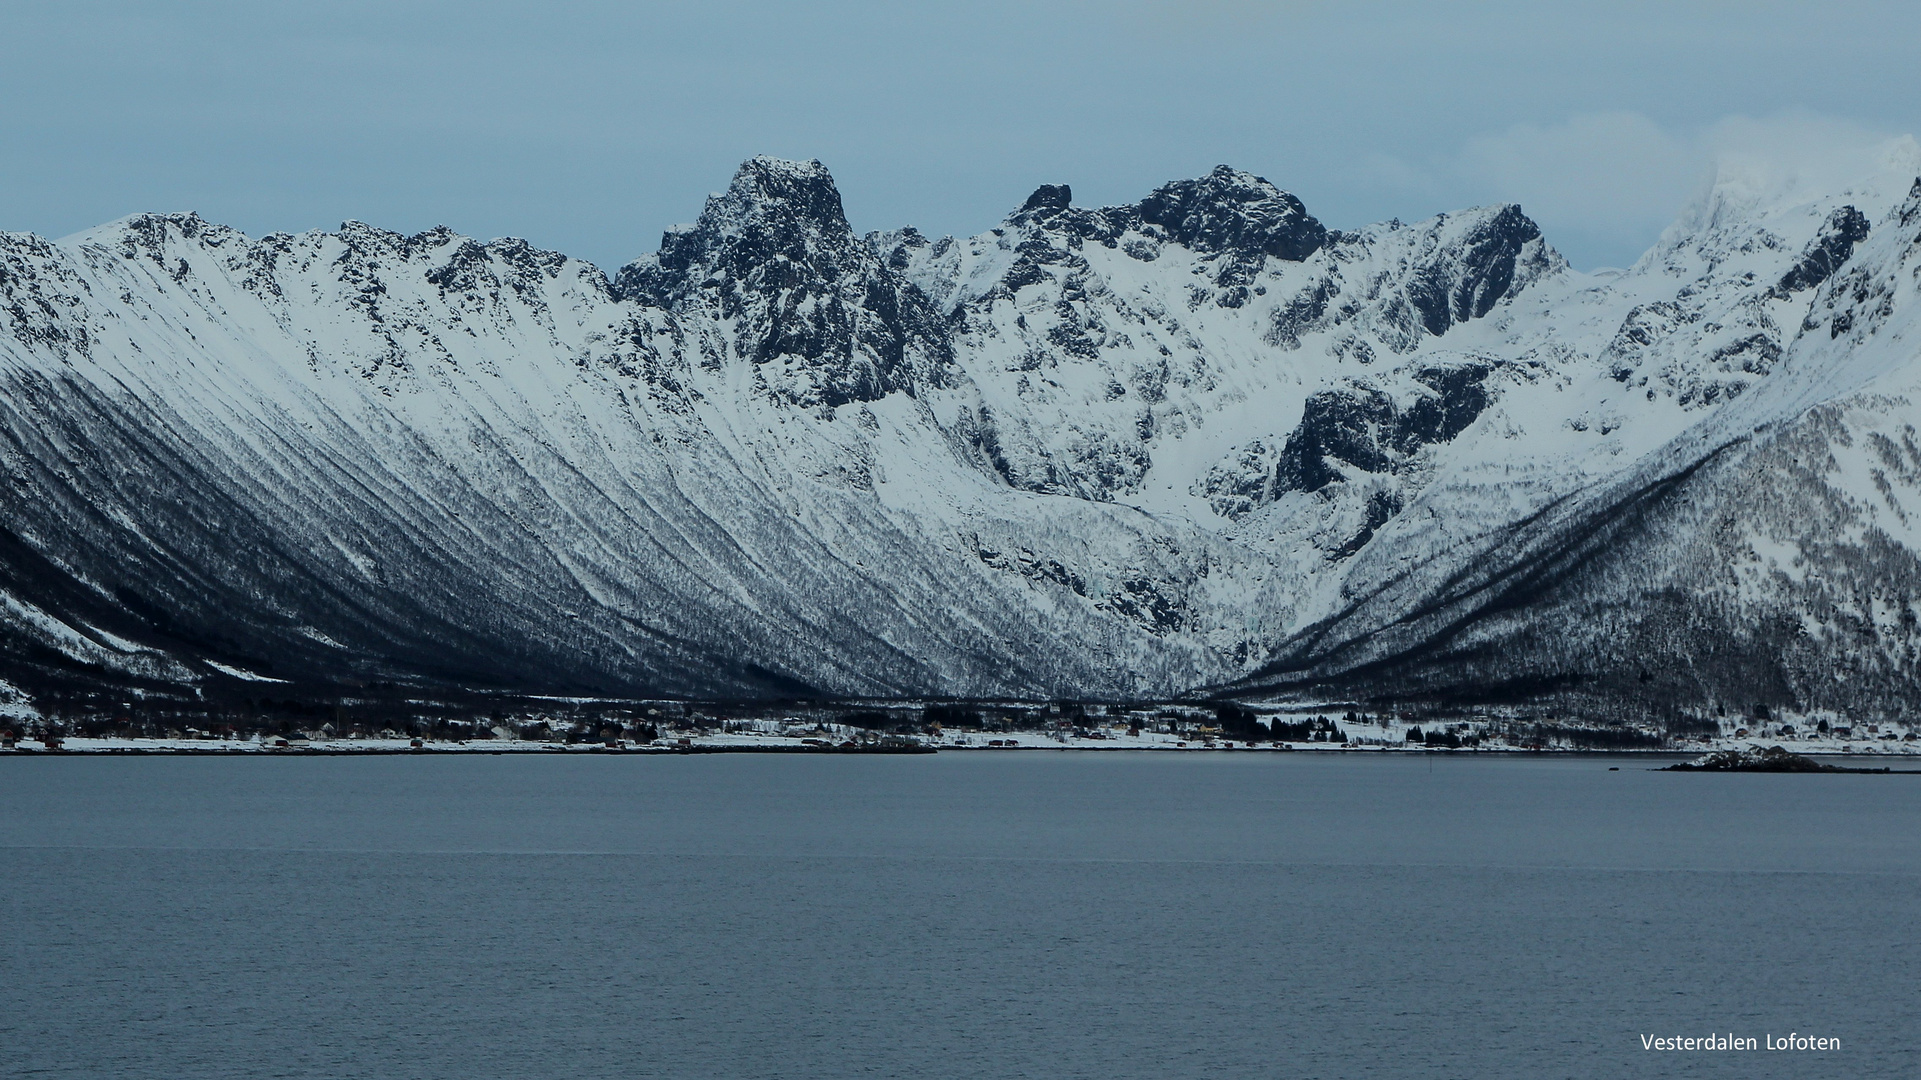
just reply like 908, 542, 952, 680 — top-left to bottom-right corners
1404, 205, 1543, 336
1399, 364, 1493, 446
1776, 206, 1871, 295
1103, 577, 1186, 635
613, 157, 951, 407
1273, 388, 1399, 494
1273, 363, 1494, 495
1021, 184, 1073, 215
1137, 165, 1327, 261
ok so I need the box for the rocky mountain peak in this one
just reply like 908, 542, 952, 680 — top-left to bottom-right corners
612, 157, 951, 408
83, 212, 238, 266
613, 157, 862, 308
1019, 184, 1073, 216
694, 156, 853, 253
1401, 204, 1551, 336
1137, 165, 1326, 261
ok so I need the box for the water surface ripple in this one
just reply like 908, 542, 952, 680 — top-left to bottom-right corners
3, 753, 1915, 1078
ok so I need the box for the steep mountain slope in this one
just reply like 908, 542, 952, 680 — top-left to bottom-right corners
3, 146, 1920, 718
0, 161, 1277, 703
1232, 152, 1921, 719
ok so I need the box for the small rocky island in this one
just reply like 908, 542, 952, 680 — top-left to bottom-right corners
1666, 745, 1903, 773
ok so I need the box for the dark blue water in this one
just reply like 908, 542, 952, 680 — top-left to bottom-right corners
2, 752, 1916, 1079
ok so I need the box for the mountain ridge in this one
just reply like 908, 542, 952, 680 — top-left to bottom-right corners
3, 144, 1919, 724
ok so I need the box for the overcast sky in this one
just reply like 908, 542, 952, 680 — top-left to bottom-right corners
3, 1, 1918, 270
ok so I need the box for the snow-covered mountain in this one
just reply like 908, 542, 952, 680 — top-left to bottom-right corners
4, 145, 1920, 720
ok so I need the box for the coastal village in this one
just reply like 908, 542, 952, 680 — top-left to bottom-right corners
3, 698, 1916, 756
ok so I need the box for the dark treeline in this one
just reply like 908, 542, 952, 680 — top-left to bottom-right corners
1509, 723, 1667, 750
4, 692, 1154, 745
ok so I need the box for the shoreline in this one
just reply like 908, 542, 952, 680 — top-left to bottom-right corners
5, 736, 1919, 760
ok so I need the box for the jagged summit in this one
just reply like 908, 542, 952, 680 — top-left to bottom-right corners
1020, 183, 1073, 216
993, 165, 1326, 261
1138, 165, 1326, 261
611, 157, 949, 407
614, 157, 861, 307
1391, 203, 1549, 335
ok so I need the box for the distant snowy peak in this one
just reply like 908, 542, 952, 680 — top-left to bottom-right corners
876, 166, 1332, 312
1584, 150, 1921, 417
1642, 135, 1921, 277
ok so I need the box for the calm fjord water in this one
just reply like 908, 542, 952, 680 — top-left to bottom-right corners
2, 752, 1916, 1079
